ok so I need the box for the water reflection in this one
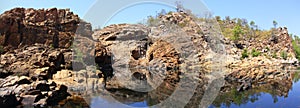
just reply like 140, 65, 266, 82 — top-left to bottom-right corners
78, 71, 300, 108
210, 72, 300, 108
67, 70, 300, 108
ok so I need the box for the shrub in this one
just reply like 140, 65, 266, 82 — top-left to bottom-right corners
292, 40, 300, 61
272, 52, 277, 58
231, 25, 243, 42
251, 48, 261, 57
241, 49, 249, 59
146, 16, 160, 26
281, 51, 288, 60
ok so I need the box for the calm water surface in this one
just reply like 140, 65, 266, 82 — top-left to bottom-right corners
88, 72, 300, 108
209, 74, 300, 108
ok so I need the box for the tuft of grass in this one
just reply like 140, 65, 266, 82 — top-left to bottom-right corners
251, 48, 261, 57
281, 51, 288, 60
241, 49, 249, 59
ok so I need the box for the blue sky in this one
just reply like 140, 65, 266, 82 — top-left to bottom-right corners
0, 0, 299, 36
204, 0, 300, 36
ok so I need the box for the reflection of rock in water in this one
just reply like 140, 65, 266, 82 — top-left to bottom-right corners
107, 88, 148, 104
58, 95, 90, 108
213, 65, 294, 107
105, 70, 180, 106
96, 28, 212, 107
212, 78, 293, 107
91, 21, 223, 107
184, 71, 207, 108
104, 37, 183, 105
105, 69, 210, 108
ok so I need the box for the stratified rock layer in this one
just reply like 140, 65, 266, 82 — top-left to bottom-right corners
0, 8, 92, 52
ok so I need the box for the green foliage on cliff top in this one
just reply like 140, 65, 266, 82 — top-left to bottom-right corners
292, 35, 300, 61
231, 25, 244, 42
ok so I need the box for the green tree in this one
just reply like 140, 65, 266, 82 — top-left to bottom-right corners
250, 21, 257, 37
292, 36, 300, 61
215, 16, 221, 22
273, 20, 278, 28
232, 25, 243, 42
250, 21, 255, 29
237, 18, 242, 26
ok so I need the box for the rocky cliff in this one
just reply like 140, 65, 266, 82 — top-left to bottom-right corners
0, 8, 298, 107
0, 8, 94, 107
0, 8, 92, 52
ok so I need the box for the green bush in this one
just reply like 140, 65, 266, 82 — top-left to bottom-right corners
231, 25, 243, 42
251, 48, 261, 57
280, 51, 288, 60
146, 16, 160, 26
292, 40, 300, 61
241, 49, 249, 59
272, 52, 277, 58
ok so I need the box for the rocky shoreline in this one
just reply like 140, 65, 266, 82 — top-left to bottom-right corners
0, 8, 298, 107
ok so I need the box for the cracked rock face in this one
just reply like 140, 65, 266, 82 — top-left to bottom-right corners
0, 8, 92, 52
0, 44, 72, 79
93, 24, 182, 91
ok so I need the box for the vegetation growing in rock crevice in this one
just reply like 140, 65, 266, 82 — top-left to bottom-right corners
241, 49, 249, 59
272, 52, 278, 59
280, 51, 288, 60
